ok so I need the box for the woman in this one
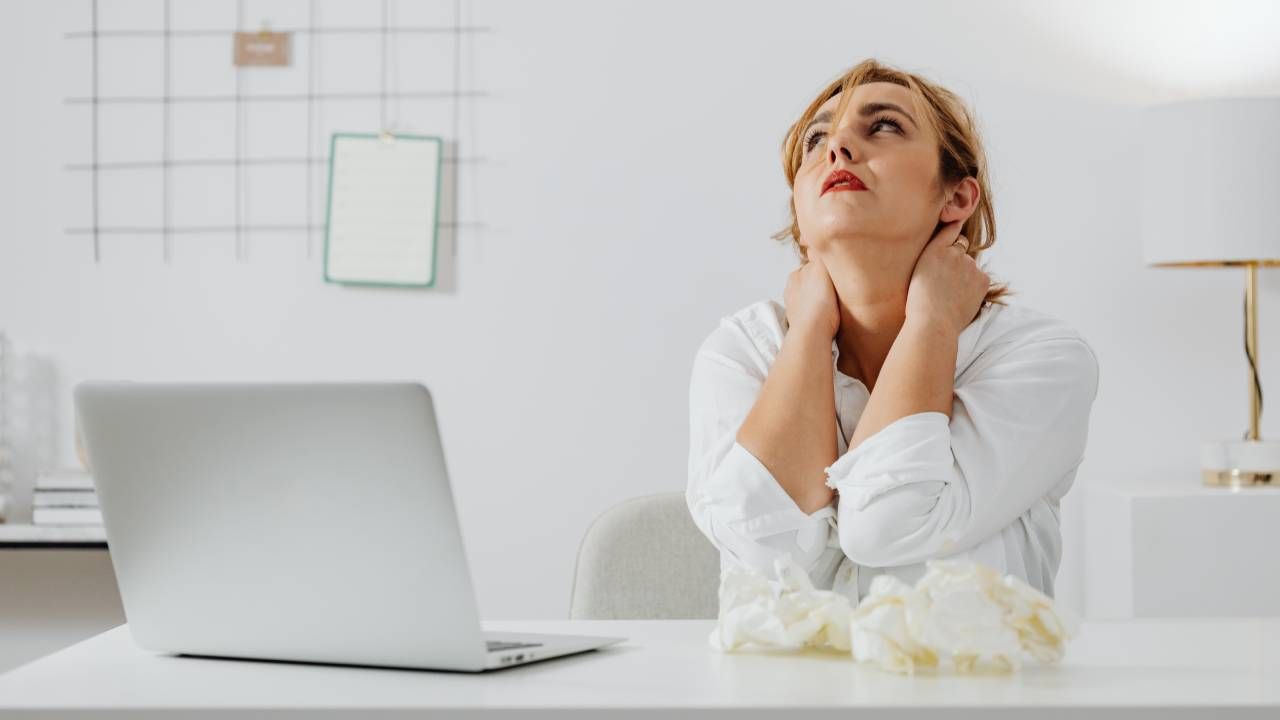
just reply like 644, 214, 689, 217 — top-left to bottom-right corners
686, 59, 1099, 604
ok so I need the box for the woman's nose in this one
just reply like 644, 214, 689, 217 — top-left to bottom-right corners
827, 137, 855, 164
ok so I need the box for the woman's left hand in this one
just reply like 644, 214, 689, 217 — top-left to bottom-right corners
905, 219, 990, 336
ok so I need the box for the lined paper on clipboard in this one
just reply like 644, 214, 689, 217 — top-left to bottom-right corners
323, 133, 443, 288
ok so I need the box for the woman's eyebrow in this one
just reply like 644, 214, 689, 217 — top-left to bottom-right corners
802, 102, 918, 137
802, 110, 833, 137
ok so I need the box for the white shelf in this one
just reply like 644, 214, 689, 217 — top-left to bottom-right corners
1085, 481, 1280, 617
0, 524, 107, 547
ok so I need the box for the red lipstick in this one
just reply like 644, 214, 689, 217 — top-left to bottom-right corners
822, 169, 868, 195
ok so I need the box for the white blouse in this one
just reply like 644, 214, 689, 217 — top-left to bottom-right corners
686, 298, 1100, 605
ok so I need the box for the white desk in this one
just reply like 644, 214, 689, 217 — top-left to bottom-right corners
0, 618, 1277, 718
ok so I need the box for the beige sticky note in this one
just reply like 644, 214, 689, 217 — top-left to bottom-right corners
233, 31, 290, 67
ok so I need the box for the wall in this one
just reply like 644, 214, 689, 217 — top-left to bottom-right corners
3, 0, 1280, 620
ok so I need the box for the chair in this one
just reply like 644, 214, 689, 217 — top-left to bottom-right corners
569, 491, 720, 619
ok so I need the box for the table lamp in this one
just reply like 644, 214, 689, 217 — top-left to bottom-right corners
1140, 96, 1280, 487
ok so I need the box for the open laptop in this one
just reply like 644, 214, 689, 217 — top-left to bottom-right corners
73, 381, 624, 672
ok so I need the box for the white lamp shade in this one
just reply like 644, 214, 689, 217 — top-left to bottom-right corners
1140, 97, 1280, 266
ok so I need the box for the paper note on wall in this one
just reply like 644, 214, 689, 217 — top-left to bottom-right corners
324, 133, 442, 288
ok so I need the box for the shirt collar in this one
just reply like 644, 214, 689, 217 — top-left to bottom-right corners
829, 303, 994, 384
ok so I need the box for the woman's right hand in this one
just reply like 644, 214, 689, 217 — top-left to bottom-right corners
784, 255, 839, 338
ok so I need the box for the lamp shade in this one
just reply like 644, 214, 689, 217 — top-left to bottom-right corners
1140, 97, 1280, 267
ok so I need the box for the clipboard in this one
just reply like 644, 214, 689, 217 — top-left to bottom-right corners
323, 132, 443, 288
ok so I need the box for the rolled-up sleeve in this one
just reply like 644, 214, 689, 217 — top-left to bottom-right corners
823, 336, 1100, 568
686, 330, 836, 577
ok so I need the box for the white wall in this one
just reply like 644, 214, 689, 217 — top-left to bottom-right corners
3, 0, 1280, 619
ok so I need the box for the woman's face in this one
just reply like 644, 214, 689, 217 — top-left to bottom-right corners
793, 82, 948, 257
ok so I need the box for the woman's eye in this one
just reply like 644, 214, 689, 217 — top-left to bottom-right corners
803, 116, 902, 155
872, 116, 903, 133
803, 130, 827, 153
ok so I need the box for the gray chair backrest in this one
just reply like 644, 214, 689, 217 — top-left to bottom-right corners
569, 492, 720, 620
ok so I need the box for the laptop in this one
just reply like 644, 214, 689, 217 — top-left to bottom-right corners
73, 381, 625, 672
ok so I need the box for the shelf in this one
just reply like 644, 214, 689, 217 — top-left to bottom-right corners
1084, 482, 1280, 617
0, 524, 107, 549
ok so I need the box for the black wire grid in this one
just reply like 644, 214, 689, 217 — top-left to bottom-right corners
65, 0, 489, 263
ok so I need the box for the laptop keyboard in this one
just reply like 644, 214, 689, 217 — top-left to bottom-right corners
486, 640, 544, 652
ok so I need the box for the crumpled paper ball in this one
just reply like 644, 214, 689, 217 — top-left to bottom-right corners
708, 555, 852, 652
710, 555, 1077, 674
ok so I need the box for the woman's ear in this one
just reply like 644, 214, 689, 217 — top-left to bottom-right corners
938, 176, 980, 224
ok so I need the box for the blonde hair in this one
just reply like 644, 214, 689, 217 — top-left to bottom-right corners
774, 58, 1013, 307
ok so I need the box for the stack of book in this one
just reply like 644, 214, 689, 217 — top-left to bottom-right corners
32, 468, 101, 526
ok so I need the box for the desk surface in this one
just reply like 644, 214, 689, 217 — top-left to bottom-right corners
0, 618, 1277, 718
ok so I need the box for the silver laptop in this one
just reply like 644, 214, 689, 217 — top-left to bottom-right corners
73, 381, 624, 672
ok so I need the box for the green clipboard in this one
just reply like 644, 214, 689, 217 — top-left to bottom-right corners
323, 132, 443, 288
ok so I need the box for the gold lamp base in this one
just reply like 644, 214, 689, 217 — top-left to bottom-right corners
1201, 440, 1280, 487
1187, 263, 1277, 489
1202, 469, 1273, 487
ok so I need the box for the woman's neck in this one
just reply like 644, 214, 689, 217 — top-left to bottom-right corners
814, 244, 914, 392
